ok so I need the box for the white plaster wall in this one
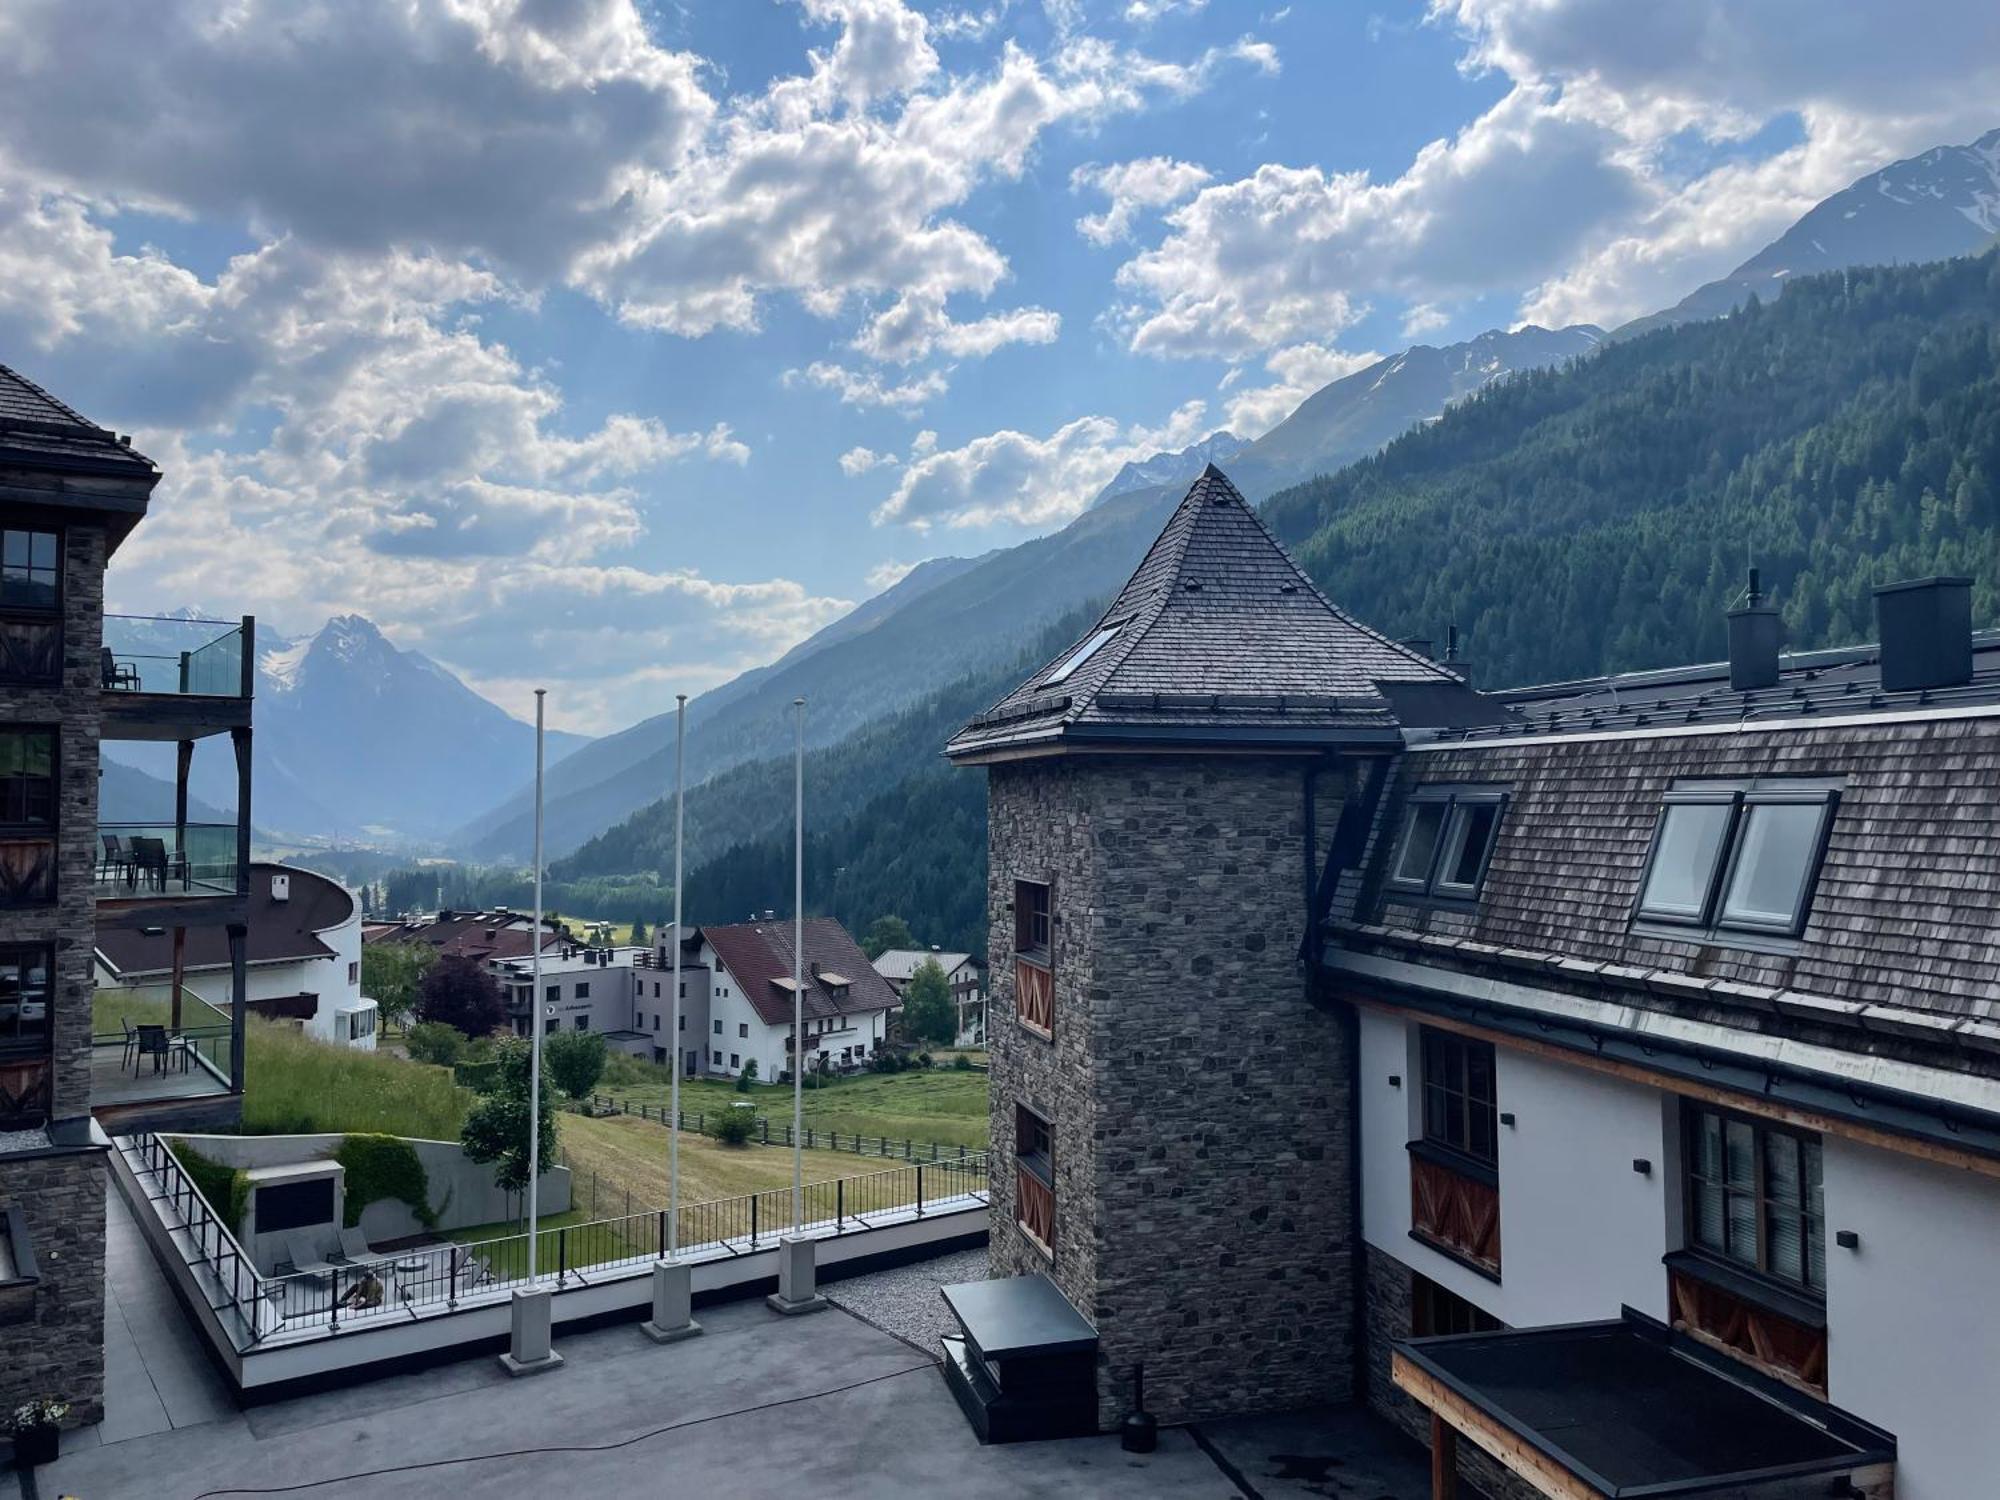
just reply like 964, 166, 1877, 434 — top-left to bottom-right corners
303, 896, 363, 1045
1823, 1138, 2000, 1499
1359, 1008, 1670, 1327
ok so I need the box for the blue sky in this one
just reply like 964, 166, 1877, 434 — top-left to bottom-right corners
0, 0, 1994, 730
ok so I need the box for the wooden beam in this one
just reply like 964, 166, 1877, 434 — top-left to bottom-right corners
1393, 1351, 1607, 1500
1353, 995, 2000, 1185
1430, 1411, 1457, 1500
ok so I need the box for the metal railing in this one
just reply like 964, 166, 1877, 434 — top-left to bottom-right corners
101, 614, 250, 698
579, 1093, 983, 1164
127, 1133, 988, 1346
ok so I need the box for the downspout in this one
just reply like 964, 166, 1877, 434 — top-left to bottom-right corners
1301, 753, 1392, 1408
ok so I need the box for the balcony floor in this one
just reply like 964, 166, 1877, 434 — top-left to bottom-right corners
91, 1046, 231, 1110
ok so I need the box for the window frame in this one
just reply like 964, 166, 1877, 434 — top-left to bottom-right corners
1634, 781, 1840, 940
0, 727, 57, 832
0, 528, 61, 615
1385, 786, 1509, 903
1418, 1026, 1499, 1174
1411, 1272, 1502, 1338
1013, 879, 1051, 964
0, 526, 63, 687
1013, 1102, 1055, 1255
1679, 1101, 1826, 1302
1043, 622, 1122, 687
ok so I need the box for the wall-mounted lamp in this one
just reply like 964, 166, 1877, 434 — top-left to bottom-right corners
1388, 1075, 1401, 1088
1499, 1112, 1516, 1128
1836, 1230, 1860, 1251
1632, 1158, 1652, 1177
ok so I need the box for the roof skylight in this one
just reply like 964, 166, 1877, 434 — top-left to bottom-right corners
1045, 624, 1120, 685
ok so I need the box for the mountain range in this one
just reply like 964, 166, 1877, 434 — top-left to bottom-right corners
221, 125, 2000, 887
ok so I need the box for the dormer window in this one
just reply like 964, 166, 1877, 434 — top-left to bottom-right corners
1636, 781, 1839, 939
1044, 623, 1120, 686
1387, 787, 1508, 901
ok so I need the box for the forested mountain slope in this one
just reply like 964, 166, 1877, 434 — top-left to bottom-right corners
1267, 253, 2000, 687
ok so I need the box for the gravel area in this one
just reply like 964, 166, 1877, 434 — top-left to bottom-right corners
828, 1246, 990, 1358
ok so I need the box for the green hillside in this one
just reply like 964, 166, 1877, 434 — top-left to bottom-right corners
1267, 252, 2000, 685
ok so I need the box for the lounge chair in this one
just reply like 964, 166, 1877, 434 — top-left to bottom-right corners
280, 1231, 337, 1278
332, 1226, 386, 1268
134, 1024, 174, 1075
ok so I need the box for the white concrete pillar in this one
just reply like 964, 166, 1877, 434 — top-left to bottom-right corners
641, 1259, 702, 1344
765, 1235, 828, 1316
498, 1286, 564, 1376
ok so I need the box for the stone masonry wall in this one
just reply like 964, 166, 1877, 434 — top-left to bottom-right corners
0, 518, 105, 1121
1363, 1245, 1541, 1500
0, 1152, 108, 1426
985, 763, 1099, 1322
1085, 756, 1352, 1428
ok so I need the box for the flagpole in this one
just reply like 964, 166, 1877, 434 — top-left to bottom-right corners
527, 689, 546, 1282
668, 693, 686, 1256
792, 696, 804, 1230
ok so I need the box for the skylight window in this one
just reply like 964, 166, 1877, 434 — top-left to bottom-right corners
1636, 783, 1839, 938
1387, 787, 1508, 900
1044, 624, 1120, 685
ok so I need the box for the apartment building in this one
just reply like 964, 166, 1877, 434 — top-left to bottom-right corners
949, 465, 1999, 1498
0, 363, 254, 1429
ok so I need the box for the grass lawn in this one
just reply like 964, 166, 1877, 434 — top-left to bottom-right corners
440, 1208, 637, 1280
595, 1063, 990, 1150
556, 1112, 872, 1217
240, 1019, 472, 1140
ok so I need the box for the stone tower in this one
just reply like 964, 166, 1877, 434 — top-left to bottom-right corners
945, 467, 1458, 1428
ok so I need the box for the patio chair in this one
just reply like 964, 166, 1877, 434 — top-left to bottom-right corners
280, 1232, 338, 1279
100, 833, 137, 886
99, 646, 140, 691
130, 837, 189, 893
120, 1018, 137, 1071
134, 1024, 173, 1075
333, 1226, 387, 1269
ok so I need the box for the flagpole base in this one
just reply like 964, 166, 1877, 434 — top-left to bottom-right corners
498, 1287, 564, 1377
641, 1259, 703, 1343
765, 1235, 829, 1316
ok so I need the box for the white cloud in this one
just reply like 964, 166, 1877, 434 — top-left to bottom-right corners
865, 558, 920, 589
839, 445, 899, 476
791, 361, 953, 411
1125, 0, 1208, 22
852, 292, 1061, 363
1222, 342, 1382, 437
1070, 155, 1211, 244
873, 398, 1211, 530
1399, 303, 1451, 339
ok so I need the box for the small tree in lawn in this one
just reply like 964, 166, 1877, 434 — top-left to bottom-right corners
362, 940, 435, 1031
861, 915, 915, 961
901, 957, 956, 1047
630, 916, 649, 947
415, 954, 506, 1039
460, 1038, 558, 1195
545, 1030, 608, 1100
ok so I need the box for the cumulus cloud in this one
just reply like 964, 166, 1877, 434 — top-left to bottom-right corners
865, 558, 920, 590
791, 361, 953, 411
1126, 0, 1209, 22
840, 446, 900, 476
1071, 155, 1211, 244
1222, 342, 1382, 437
873, 399, 1212, 530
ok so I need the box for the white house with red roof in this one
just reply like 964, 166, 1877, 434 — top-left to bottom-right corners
693, 917, 897, 1081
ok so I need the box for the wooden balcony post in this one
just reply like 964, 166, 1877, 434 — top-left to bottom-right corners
1430, 1412, 1457, 1500
227, 922, 248, 1092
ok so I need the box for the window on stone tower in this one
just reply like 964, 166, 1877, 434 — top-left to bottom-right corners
1014, 880, 1050, 962
1014, 1103, 1054, 1255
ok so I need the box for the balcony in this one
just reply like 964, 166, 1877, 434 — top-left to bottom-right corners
1409, 1142, 1501, 1278
95, 823, 241, 901
101, 613, 254, 740
90, 986, 239, 1132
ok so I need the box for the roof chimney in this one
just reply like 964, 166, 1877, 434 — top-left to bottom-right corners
1441, 624, 1473, 688
1727, 568, 1781, 692
1874, 576, 1972, 692
763, 909, 776, 922
1397, 637, 1434, 661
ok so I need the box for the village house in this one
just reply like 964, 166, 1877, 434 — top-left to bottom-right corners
948, 466, 2000, 1499
872, 946, 982, 1044
96, 862, 374, 1049
695, 917, 897, 1081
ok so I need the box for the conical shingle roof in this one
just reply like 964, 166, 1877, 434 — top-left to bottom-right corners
945, 466, 1459, 760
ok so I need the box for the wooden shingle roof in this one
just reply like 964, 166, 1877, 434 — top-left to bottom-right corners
945, 466, 1458, 759
0, 362, 156, 476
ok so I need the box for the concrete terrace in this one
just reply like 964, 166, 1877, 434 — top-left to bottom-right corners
26, 1186, 1436, 1500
